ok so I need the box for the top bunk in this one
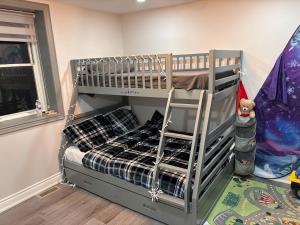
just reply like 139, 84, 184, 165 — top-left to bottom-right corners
71, 49, 242, 99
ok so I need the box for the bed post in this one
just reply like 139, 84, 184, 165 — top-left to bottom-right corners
165, 53, 173, 91
58, 59, 80, 181
191, 91, 213, 223
208, 50, 216, 93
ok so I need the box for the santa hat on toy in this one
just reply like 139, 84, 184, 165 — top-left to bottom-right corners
236, 80, 248, 111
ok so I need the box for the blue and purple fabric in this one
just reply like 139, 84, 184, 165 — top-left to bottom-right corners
254, 25, 300, 178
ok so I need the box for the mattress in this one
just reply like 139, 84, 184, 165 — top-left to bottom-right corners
79, 70, 234, 91
66, 119, 230, 199
82, 120, 193, 199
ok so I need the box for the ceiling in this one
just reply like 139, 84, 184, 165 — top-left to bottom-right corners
55, 0, 198, 14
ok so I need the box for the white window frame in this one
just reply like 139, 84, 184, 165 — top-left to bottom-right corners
0, 12, 47, 122
0, 0, 64, 135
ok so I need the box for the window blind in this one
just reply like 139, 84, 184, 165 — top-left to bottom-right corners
0, 9, 35, 42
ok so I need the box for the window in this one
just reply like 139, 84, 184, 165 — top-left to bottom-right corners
0, 11, 47, 121
0, 1, 64, 134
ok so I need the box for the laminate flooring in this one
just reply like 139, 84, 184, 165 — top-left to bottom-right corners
0, 184, 164, 225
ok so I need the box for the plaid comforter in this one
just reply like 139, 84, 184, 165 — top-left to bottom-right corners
82, 120, 193, 198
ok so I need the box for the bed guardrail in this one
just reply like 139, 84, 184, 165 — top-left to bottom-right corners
71, 50, 241, 98
172, 53, 209, 71
71, 54, 173, 97
208, 49, 242, 93
192, 75, 239, 210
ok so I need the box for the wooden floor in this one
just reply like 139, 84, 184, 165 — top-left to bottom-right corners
0, 184, 164, 225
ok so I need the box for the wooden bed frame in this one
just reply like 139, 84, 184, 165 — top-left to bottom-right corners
60, 49, 242, 225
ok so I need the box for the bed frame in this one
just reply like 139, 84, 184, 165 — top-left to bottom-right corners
61, 50, 242, 225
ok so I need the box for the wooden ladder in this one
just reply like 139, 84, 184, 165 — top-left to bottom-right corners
152, 87, 205, 213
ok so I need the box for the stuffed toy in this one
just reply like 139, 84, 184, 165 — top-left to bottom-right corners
238, 98, 256, 118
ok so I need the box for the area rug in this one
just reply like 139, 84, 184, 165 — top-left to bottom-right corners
206, 176, 300, 225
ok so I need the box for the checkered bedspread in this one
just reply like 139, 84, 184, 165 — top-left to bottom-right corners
82, 120, 194, 198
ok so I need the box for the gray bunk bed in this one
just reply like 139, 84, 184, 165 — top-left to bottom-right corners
60, 50, 242, 225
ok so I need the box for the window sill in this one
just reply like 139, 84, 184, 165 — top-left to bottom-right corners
0, 113, 65, 135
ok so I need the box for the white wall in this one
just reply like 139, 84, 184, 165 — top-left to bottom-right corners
0, 0, 123, 200
121, 0, 300, 99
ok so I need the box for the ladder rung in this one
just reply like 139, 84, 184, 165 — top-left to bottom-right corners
164, 132, 193, 140
159, 193, 185, 208
159, 163, 188, 174
170, 103, 198, 109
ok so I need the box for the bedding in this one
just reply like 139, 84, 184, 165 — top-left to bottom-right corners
64, 146, 85, 165
63, 114, 115, 152
79, 70, 235, 91
66, 110, 230, 198
82, 119, 194, 199
104, 108, 139, 135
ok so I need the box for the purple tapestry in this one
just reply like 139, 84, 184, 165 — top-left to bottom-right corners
254, 25, 300, 178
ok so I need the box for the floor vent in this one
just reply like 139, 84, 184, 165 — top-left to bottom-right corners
37, 186, 60, 198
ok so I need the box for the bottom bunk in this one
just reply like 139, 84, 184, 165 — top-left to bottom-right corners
64, 156, 234, 225
62, 107, 235, 225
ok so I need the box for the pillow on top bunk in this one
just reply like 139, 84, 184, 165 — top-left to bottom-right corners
104, 108, 139, 135
63, 115, 115, 152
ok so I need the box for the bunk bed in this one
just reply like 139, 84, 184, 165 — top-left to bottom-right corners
60, 50, 242, 225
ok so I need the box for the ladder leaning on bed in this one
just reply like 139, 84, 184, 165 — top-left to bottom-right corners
150, 50, 242, 214
152, 87, 205, 213
62, 49, 243, 225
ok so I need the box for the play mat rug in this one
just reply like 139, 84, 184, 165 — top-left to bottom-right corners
206, 176, 300, 225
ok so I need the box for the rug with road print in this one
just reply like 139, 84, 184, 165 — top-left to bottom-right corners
206, 176, 300, 225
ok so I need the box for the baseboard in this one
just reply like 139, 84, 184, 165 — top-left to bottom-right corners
0, 172, 62, 214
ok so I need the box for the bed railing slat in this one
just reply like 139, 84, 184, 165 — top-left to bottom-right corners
197, 55, 200, 70
102, 61, 105, 88
121, 59, 124, 88
85, 60, 89, 87
96, 61, 100, 87
142, 59, 145, 89
157, 57, 161, 89
150, 58, 153, 89
79, 60, 83, 87
115, 60, 118, 88
108, 60, 112, 88
91, 61, 95, 87
127, 60, 131, 88
134, 59, 138, 88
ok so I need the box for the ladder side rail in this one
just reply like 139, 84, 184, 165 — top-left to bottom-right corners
151, 88, 175, 189
191, 92, 213, 211
183, 90, 206, 213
